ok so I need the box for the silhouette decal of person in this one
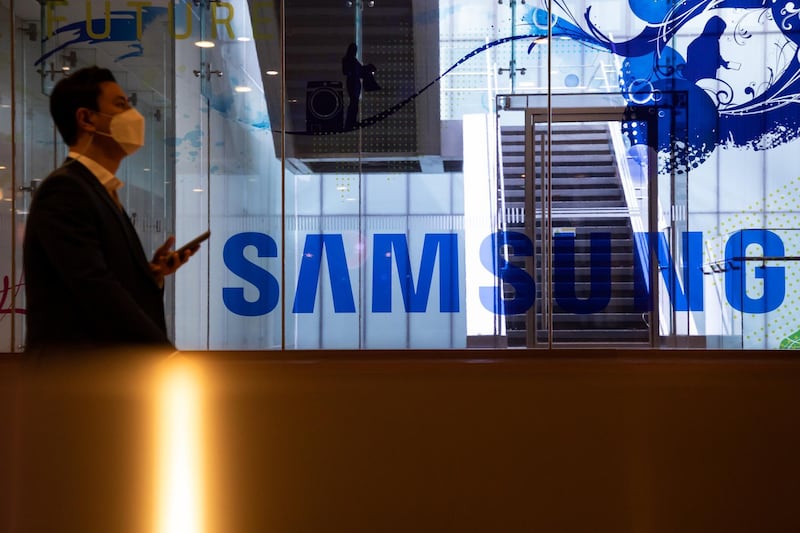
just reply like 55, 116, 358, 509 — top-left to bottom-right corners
342, 43, 380, 130
683, 16, 731, 83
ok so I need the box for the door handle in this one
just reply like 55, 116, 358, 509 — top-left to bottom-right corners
18, 179, 42, 193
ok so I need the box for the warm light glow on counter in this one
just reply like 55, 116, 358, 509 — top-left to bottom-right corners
156, 359, 204, 533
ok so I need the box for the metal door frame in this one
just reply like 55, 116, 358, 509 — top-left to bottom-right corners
525, 106, 660, 348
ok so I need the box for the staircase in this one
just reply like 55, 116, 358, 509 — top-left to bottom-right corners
499, 122, 650, 346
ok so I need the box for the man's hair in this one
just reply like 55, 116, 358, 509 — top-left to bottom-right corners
50, 66, 117, 146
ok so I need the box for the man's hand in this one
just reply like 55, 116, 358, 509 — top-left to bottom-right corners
150, 236, 197, 285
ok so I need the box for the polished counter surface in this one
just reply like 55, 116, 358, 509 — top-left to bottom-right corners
2, 350, 799, 533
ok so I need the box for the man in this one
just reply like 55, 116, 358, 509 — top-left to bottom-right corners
23, 66, 195, 354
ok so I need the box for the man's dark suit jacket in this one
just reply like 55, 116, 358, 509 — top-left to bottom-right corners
23, 158, 171, 353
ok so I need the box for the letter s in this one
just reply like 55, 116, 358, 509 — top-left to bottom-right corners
478, 231, 535, 315
223, 232, 280, 316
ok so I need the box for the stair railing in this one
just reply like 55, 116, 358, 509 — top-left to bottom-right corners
608, 123, 699, 340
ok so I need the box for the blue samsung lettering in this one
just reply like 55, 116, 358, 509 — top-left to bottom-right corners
553, 232, 612, 314
222, 232, 280, 316
293, 234, 356, 313
724, 229, 785, 313
633, 231, 704, 311
372, 233, 460, 312
221, 229, 790, 317
478, 231, 535, 315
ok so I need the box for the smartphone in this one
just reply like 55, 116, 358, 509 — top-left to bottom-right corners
176, 230, 211, 254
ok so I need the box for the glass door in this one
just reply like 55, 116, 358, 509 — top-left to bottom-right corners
172, 0, 284, 350
726, 228, 798, 350
526, 107, 654, 347
173, 0, 212, 349
0, 0, 18, 352
0, 2, 61, 351
509, 96, 703, 348
647, 92, 695, 347
3, 1, 178, 351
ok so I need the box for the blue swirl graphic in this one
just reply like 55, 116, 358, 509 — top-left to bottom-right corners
525, 0, 800, 167
35, 7, 167, 66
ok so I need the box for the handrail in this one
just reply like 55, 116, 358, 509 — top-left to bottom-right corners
703, 256, 800, 274
736, 256, 800, 261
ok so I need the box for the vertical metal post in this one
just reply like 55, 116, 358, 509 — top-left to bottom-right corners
10, 0, 17, 351
648, 114, 659, 348
354, 0, 363, 347
546, 0, 553, 347
281, 0, 287, 349
509, 0, 517, 92
355, 0, 363, 62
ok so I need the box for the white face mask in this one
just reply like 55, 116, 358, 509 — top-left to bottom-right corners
94, 108, 146, 155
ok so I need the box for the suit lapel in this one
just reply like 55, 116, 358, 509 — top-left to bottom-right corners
68, 160, 160, 288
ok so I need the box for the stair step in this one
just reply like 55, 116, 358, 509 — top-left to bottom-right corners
504, 123, 609, 132
504, 190, 625, 201
502, 177, 621, 188
507, 312, 647, 327
527, 290, 648, 301
523, 199, 627, 208
532, 134, 611, 144
537, 167, 618, 176
508, 255, 636, 267
528, 227, 636, 237
508, 260, 637, 271
534, 190, 625, 200
503, 153, 615, 163
507, 297, 647, 312
548, 330, 650, 342
500, 222, 635, 231
532, 143, 614, 153
500, 135, 612, 146
504, 329, 650, 344
539, 218, 632, 226
542, 241, 636, 253
502, 202, 630, 211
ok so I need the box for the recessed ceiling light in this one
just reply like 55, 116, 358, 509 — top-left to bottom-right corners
192, 188, 204, 192
234, 86, 252, 93
237, 36, 252, 42
0, 165, 6, 170
266, 70, 279, 76
194, 40, 215, 48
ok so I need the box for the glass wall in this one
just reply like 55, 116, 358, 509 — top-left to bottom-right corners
0, 0, 14, 350
0, 0, 177, 352
1, 0, 799, 351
